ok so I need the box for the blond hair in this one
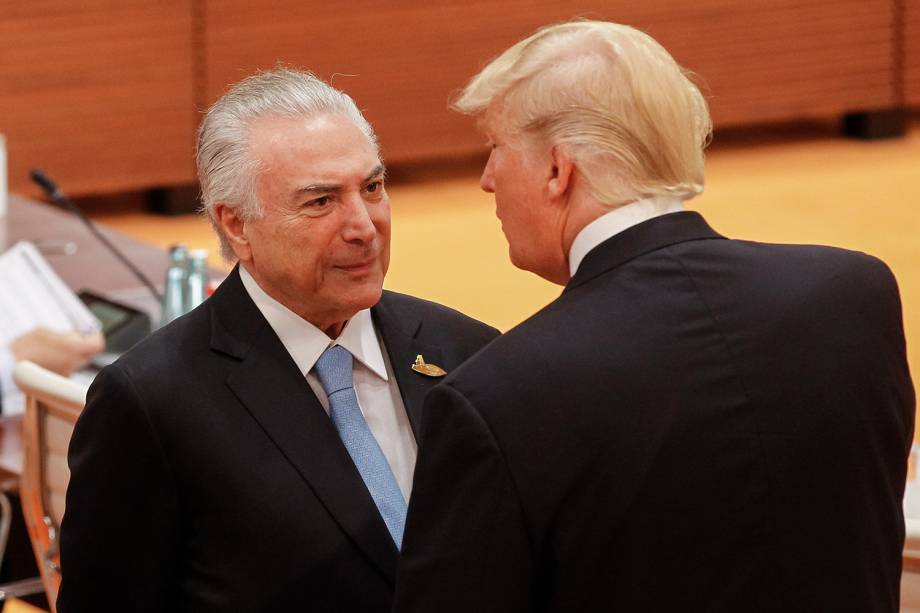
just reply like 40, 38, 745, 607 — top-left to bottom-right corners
454, 20, 712, 205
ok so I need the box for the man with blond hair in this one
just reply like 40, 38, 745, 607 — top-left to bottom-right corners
395, 20, 914, 612
58, 68, 497, 611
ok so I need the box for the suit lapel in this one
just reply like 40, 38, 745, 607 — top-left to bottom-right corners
372, 293, 443, 441
210, 268, 399, 585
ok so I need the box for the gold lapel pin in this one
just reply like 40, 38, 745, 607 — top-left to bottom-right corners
411, 354, 447, 378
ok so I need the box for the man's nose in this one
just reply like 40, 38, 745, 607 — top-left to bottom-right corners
480, 166, 495, 193
341, 196, 377, 243
480, 151, 496, 193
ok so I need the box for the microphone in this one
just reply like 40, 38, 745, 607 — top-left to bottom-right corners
30, 168, 163, 303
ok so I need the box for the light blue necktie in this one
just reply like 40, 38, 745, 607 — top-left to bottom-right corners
313, 344, 407, 548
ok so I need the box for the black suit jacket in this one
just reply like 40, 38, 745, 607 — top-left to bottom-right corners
58, 267, 498, 612
396, 212, 915, 613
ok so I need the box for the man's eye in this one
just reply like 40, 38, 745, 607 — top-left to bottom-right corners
308, 196, 330, 208
366, 180, 383, 193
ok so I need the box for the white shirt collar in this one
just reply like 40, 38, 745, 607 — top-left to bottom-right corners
568, 196, 686, 277
238, 266, 388, 381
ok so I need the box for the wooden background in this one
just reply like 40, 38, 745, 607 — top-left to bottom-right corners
0, 0, 915, 199
0, 1, 197, 196
907, 0, 920, 106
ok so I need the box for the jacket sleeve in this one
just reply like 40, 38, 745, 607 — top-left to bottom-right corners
394, 382, 533, 613
58, 364, 180, 612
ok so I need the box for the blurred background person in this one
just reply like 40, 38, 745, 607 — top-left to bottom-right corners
0, 328, 103, 413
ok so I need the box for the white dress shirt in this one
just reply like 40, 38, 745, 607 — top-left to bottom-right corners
568, 196, 686, 277
239, 267, 417, 500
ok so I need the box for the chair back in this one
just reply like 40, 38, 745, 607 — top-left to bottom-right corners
13, 361, 87, 613
903, 445, 920, 611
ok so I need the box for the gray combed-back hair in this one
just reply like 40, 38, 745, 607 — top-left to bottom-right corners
196, 68, 378, 260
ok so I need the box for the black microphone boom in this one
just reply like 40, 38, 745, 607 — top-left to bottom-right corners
30, 168, 164, 303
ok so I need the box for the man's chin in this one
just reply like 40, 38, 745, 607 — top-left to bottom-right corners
509, 249, 568, 285
343, 282, 385, 312
509, 247, 532, 273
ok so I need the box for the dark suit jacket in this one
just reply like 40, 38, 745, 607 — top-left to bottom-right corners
396, 212, 915, 613
57, 266, 498, 613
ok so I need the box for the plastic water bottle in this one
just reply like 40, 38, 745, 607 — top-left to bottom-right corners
185, 249, 209, 311
161, 244, 188, 325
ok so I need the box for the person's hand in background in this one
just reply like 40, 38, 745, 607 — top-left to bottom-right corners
10, 327, 105, 375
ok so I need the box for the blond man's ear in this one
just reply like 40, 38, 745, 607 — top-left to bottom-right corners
547, 146, 575, 200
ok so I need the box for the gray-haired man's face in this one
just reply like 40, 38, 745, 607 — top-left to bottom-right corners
232, 112, 390, 335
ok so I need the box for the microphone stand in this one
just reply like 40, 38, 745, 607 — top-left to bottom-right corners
29, 168, 164, 303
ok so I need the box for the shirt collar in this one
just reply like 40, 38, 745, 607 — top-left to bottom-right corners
568, 196, 686, 277
238, 266, 388, 381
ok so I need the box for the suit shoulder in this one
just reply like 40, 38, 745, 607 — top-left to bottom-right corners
380, 290, 500, 338
440, 297, 565, 391
107, 301, 211, 382
728, 240, 899, 293
812, 244, 897, 283
726, 239, 893, 273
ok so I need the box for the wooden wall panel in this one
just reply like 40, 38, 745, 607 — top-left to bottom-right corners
906, 0, 920, 106
204, 0, 896, 164
0, 1, 197, 198
650, 0, 895, 126
0, 1, 901, 197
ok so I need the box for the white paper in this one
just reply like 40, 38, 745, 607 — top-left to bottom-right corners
0, 241, 101, 347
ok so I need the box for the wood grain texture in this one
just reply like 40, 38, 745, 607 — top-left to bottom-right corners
203, 0, 896, 164
0, 1, 902, 197
906, 0, 920, 106
0, 1, 197, 198
650, 0, 895, 123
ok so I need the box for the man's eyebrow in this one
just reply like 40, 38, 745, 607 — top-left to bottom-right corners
293, 183, 341, 199
364, 163, 386, 183
292, 164, 387, 201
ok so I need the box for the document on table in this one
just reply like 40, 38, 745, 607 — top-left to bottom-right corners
0, 241, 101, 345
0, 241, 101, 414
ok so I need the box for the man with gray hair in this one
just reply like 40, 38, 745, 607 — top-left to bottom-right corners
395, 20, 914, 612
58, 68, 497, 612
